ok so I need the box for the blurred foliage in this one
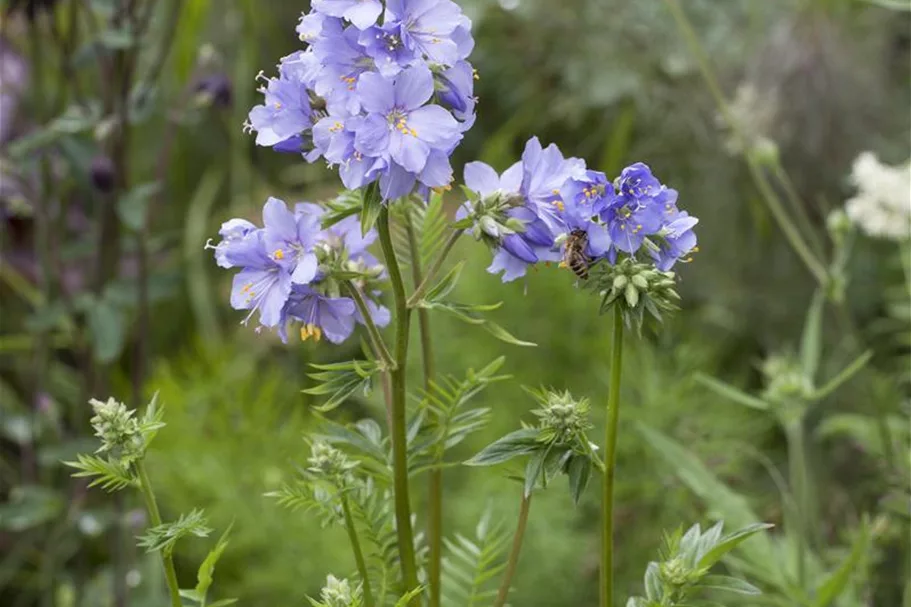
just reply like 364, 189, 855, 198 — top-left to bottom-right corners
1, 0, 909, 605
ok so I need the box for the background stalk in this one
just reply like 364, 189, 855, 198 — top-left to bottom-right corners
493, 493, 532, 607
341, 496, 375, 607
403, 210, 442, 607
785, 418, 810, 589
135, 461, 182, 607
376, 207, 420, 599
601, 306, 624, 607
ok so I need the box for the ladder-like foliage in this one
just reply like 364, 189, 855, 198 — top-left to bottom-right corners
440, 511, 510, 607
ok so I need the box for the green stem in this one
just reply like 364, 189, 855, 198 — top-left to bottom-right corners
341, 495, 375, 607
403, 209, 443, 607
785, 418, 809, 589
345, 281, 396, 369
376, 207, 420, 599
136, 461, 182, 607
770, 162, 826, 260
601, 306, 624, 607
493, 493, 532, 607
662, 0, 829, 287
406, 229, 464, 308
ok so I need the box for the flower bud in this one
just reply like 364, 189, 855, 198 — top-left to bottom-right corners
89, 397, 144, 463
533, 390, 593, 446
317, 575, 361, 607
503, 217, 526, 233
826, 209, 852, 247
307, 441, 358, 486
479, 215, 500, 238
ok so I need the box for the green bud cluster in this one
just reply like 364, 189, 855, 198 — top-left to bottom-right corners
533, 390, 593, 447
89, 398, 145, 465
659, 557, 704, 592
307, 442, 359, 487
587, 257, 680, 327
761, 354, 813, 403
312, 575, 362, 607
455, 189, 528, 250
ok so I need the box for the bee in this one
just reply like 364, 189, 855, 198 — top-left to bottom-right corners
562, 229, 591, 280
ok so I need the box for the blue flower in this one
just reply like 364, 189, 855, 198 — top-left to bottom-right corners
435, 60, 476, 125
353, 65, 461, 197
210, 218, 257, 269
519, 137, 585, 234
556, 171, 614, 259
281, 285, 358, 344
227, 231, 293, 328
616, 162, 662, 200
384, 0, 468, 66
461, 161, 560, 282
651, 212, 698, 271
312, 0, 383, 30
261, 197, 322, 284
359, 23, 419, 77
246, 71, 313, 148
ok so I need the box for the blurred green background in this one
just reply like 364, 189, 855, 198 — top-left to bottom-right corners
0, 0, 909, 606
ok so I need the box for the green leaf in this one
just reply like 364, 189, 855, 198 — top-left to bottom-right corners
0, 486, 65, 531
179, 589, 202, 603
137, 509, 212, 555
320, 189, 364, 228
698, 522, 775, 569
195, 522, 234, 601
810, 350, 873, 401
482, 320, 537, 347
566, 455, 592, 505
423, 262, 464, 303
394, 586, 425, 607
85, 296, 126, 364
860, 0, 911, 11
638, 424, 779, 577
644, 561, 661, 601
64, 453, 136, 492
800, 290, 825, 379
98, 27, 135, 49
697, 574, 762, 595
360, 183, 383, 236
206, 599, 238, 607
524, 449, 546, 497
464, 429, 540, 466
117, 182, 161, 231
694, 374, 769, 411
812, 521, 871, 607
303, 360, 380, 412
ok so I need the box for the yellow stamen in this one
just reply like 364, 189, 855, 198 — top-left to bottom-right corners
300, 324, 323, 342
553, 200, 565, 212
273, 249, 285, 260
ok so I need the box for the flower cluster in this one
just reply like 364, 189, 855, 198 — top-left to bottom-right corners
459, 137, 699, 282
245, 0, 476, 200
844, 151, 911, 241
208, 196, 389, 343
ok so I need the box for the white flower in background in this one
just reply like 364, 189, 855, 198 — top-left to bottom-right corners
845, 151, 911, 241
719, 82, 779, 158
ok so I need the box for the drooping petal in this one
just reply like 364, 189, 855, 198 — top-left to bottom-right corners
390, 129, 430, 173
344, 0, 382, 29
487, 249, 529, 282
418, 149, 453, 188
